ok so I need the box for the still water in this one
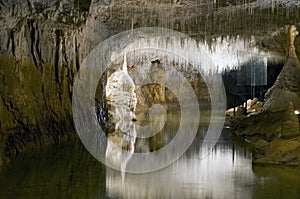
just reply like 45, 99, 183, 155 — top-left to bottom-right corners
1, 111, 300, 199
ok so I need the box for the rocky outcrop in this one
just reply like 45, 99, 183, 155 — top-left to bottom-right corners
230, 25, 300, 166
231, 106, 300, 165
263, 60, 300, 111
133, 60, 168, 111
281, 102, 300, 139
132, 61, 210, 111
226, 98, 263, 117
263, 25, 300, 111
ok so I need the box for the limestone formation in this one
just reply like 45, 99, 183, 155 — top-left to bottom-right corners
226, 98, 262, 117
226, 106, 245, 117
281, 102, 300, 138
288, 25, 300, 63
106, 54, 137, 128
231, 25, 300, 166
252, 139, 270, 159
263, 25, 300, 111
0, 0, 300, 165
253, 139, 300, 166
105, 55, 137, 174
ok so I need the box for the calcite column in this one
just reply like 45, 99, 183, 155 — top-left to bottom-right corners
105, 54, 137, 174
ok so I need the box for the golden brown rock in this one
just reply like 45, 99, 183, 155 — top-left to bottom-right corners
288, 25, 300, 64
281, 102, 300, 139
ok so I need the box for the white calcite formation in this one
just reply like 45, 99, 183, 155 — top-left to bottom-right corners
226, 98, 263, 117
106, 54, 137, 128
105, 54, 137, 175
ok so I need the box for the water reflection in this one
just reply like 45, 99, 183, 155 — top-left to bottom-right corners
1, 124, 300, 198
0, 141, 106, 199
2, 110, 300, 198
106, 127, 256, 199
104, 108, 256, 198
105, 121, 136, 178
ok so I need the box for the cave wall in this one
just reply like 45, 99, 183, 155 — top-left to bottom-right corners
0, 0, 89, 163
0, 0, 300, 164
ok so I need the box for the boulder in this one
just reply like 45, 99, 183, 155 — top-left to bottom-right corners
251, 101, 263, 113
226, 98, 262, 117
247, 98, 263, 114
226, 105, 245, 117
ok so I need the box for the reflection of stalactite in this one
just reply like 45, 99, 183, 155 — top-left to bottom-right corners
105, 123, 136, 172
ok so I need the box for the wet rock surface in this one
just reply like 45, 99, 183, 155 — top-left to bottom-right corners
230, 25, 300, 166
231, 108, 300, 166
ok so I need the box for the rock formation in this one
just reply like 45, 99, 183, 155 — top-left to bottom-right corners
226, 98, 263, 117
230, 25, 300, 166
263, 25, 300, 111
105, 55, 137, 176
288, 25, 300, 63
106, 54, 137, 127
0, 0, 300, 165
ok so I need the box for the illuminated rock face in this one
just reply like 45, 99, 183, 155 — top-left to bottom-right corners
288, 25, 300, 63
230, 25, 300, 166
106, 55, 137, 126
226, 98, 263, 117
281, 102, 299, 139
105, 55, 137, 173
263, 25, 300, 112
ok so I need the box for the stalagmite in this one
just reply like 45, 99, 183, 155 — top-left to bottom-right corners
105, 54, 137, 178
105, 54, 137, 126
